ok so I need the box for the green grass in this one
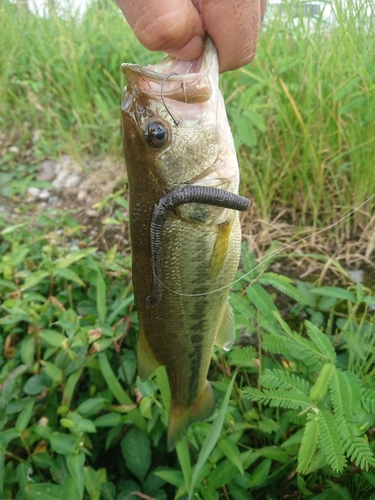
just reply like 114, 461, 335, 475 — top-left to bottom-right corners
1, 0, 374, 234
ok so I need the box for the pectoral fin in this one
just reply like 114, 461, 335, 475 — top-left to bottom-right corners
215, 301, 236, 351
209, 221, 232, 278
137, 329, 161, 381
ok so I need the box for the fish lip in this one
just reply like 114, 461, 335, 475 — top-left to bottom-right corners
121, 37, 218, 104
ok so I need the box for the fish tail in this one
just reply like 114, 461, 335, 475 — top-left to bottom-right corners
167, 381, 216, 451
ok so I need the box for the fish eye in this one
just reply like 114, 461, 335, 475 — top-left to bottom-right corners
145, 120, 170, 148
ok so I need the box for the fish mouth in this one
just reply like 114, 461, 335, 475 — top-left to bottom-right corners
121, 37, 218, 104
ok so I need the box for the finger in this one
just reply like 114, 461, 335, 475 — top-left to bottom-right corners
115, 0, 205, 61
200, 0, 268, 72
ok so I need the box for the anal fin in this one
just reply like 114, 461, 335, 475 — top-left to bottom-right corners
215, 301, 236, 351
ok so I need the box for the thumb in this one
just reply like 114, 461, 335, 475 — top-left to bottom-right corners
115, 0, 205, 61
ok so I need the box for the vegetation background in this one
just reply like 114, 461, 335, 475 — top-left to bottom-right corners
0, 0, 375, 499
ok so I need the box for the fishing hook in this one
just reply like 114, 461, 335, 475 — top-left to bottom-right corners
161, 72, 179, 126
146, 186, 251, 308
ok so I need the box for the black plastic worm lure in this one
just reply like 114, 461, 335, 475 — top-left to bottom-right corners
146, 186, 251, 308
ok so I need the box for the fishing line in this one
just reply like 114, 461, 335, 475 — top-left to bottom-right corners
157, 192, 375, 298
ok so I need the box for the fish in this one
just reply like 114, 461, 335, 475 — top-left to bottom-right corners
120, 37, 250, 450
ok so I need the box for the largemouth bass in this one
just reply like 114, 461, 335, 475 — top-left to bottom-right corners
120, 37, 250, 449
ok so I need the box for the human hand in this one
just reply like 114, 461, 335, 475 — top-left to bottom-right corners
114, 0, 267, 72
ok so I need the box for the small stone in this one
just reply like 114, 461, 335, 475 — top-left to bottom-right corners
347, 269, 364, 283
77, 190, 87, 202
64, 173, 82, 188
27, 187, 40, 201
48, 195, 60, 205
9, 146, 20, 154
37, 160, 56, 182
86, 209, 99, 217
38, 189, 50, 200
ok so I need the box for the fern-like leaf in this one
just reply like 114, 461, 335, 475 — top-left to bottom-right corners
310, 363, 334, 401
240, 243, 259, 279
258, 272, 308, 305
297, 413, 320, 474
273, 314, 325, 369
261, 333, 290, 356
260, 369, 311, 394
243, 387, 311, 410
329, 368, 357, 445
362, 388, 375, 413
345, 436, 375, 470
287, 330, 325, 369
345, 371, 361, 414
305, 321, 336, 362
317, 408, 346, 472
229, 294, 257, 327
246, 283, 278, 319
228, 346, 256, 368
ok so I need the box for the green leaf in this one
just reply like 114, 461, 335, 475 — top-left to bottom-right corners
208, 459, 238, 490
227, 481, 254, 500
305, 321, 336, 362
54, 249, 97, 269
258, 273, 308, 304
95, 266, 107, 323
362, 388, 375, 413
260, 369, 310, 394
23, 374, 48, 395
228, 347, 256, 368
176, 439, 192, 492
49, 432, 78, 455
61, 475, 81, 500
98, 352, 132, 405
317, 409, 346, 472
76, 397, 108, 417
243, 387, 311, 410
261, 333, 289, 355
67, 452, 85, 499
189, 373, 236, 497
310, 287, 356, 302
121, 427, 151, 483
345, 436, 375, 470
310, 363, 335, 401
21, 270, 50, 291
297, 413, 320, 474
53, 268, 85, 286
40, 329, 68, 348
15, 402, 34, 433
218, 439, 244, 475
0, 438, 5, 499
94, 413, 123, 427
84, 466, 101, 500
329, 369, 357, 445
154, 470, 183, 488
246, 283, 277, 318
42, 361, 63, 382
248, 459, 272, 488
62, 368, 84, 408
24, 483, 62, 500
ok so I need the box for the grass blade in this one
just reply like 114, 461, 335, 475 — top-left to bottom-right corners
189, 373, 236, 498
